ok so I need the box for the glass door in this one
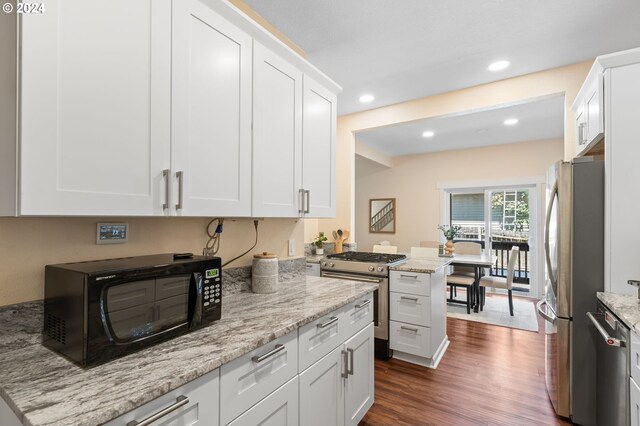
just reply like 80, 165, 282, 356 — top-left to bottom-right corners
486, 189, 532, 295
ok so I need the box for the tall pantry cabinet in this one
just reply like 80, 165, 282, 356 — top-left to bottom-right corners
573, 48, 640, 296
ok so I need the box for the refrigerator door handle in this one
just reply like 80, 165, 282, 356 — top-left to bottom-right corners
544, 180, 559, 290
536, 299, 555, 324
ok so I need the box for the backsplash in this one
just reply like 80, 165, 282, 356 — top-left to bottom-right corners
303, 242, 357, 256
223, 256, 307, 294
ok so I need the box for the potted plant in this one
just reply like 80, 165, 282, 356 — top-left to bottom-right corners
438, 225, 462, 255
313, 232, 328, 255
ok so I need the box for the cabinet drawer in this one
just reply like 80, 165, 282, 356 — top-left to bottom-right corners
389, 292, 431, 327
306, 263, 320, 277
389, 271, 430, 295
227, 376, 298, 426
632, 332, 640, 383
389, 320, 431, 358
220, 331, 298, 425
298, 308, 344, 372
106, 369, 219, 426
341, 293, 374, 340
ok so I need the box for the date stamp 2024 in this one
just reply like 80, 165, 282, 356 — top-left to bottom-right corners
3, 2, 46, 14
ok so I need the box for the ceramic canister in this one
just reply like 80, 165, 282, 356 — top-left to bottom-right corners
252, 252, 278, 294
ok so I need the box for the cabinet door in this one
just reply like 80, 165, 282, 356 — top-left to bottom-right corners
301, 76, 337, 218
172, 0, 252, 217
227, 377, 298, 426
20, 0, 172, 215
632, 377, 640, 426
343, 323, 374, 426
252, 42, 303, 217
305, 263, 320, 276
105, 369, 219, 426
606, 63, 640, 295
585, 73, 604, 146
299, 346, 345, 426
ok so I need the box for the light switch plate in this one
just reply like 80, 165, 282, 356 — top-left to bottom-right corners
288, 239, 296, 256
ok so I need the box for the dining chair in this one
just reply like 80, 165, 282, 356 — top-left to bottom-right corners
479, 246, 519, 316
372, 244, 398, 254
410, 246, 438, 258
446, 241, 482, 313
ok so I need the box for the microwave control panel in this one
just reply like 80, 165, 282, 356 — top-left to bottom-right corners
203, 268, 222, 320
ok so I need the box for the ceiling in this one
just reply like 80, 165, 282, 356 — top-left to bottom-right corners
243, 0, 640, 116
355, 95, 564, 157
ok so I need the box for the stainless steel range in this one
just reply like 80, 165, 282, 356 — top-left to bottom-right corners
320, 251, 407, 359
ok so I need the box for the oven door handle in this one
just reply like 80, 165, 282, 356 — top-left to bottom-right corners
321, 272, 384, 283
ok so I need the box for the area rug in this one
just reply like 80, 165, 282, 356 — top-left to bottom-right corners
446, 295, 539, 332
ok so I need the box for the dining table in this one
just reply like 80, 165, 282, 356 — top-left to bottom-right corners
449, 252, 498, 313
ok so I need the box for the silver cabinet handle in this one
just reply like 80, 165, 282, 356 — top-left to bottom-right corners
126, 395, 189, 426
544, 180, 558, 293
347, 348, 354, 376
536, 300, 555, 324
355, 299, 371, 309
587, 312, 626, 347
304, 189, 310, 214
341, 350, 349, 378
175, 171, 184, 210
400, 325, 419, 333
400, 273, 418, 279
252, 343, 285, 363
400, 296, 419, 302
317, 316, 339, 329
298, 189, 305, 214
162, 169, 170, 210
578, 122, 587, 146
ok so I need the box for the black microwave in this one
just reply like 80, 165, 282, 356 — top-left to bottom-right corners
43, 254, 222, 366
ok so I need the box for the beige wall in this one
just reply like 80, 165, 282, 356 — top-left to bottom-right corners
355, 138, 563, 252
316, 61, 592, 244
0, 217, 302, 306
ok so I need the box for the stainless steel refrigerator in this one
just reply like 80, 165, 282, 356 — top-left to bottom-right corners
537, 157, 604, 425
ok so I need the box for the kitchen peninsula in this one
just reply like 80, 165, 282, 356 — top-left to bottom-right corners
0, 267, 377, 426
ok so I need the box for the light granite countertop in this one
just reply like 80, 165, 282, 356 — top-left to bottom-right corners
597, 292, 640, 332
389, 256, 453, 273
305, 254, 324, 264
0, 276, 377, 426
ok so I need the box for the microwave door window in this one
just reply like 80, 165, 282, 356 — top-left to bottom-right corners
104, 275, 191, 342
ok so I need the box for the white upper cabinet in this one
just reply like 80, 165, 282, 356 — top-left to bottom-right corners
171, 0, 252, 217
5, 0, 340, 217
302, 76, 337, 218
252, 42, 303, 217
572, 62, 604, 157
19, 0, 172, 215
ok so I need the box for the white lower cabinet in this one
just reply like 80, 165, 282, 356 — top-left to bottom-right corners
228, 377, 299, 426
105, 369, 220, 426
632, 376, 640, 426
299, 346, 345, 426
389, 269, 448, 368
305, 263, 320, 277
343, 323, 375, 426
220, 331, 298, 425
299, 322, 374, 426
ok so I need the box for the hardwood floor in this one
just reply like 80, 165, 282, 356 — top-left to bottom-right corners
360, 302, 574, 426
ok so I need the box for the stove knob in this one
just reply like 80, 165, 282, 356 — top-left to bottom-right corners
377, 266, 384, 272
321, 262, 326, 267
368, 266, 375, 272
329, 262, 335, 267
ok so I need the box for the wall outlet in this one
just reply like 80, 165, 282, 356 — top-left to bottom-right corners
288, 239, 296, 256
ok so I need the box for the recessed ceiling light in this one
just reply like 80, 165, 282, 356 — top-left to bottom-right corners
422, 130, 435, 138
359, 94, 375, 103
503, 118, 519, 126
488, 60, 510, 72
